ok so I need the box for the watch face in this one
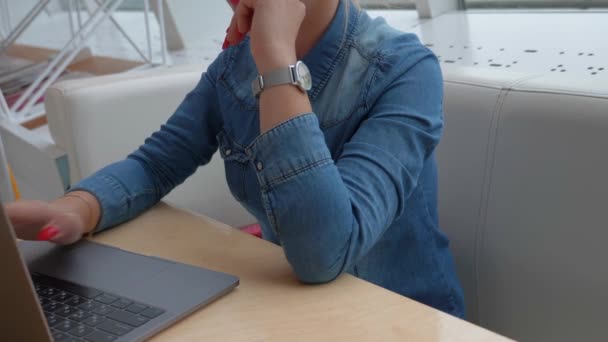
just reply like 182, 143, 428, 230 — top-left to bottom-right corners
296, 61, 312, 91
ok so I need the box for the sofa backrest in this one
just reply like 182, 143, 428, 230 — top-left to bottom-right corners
439, 66, 608, 341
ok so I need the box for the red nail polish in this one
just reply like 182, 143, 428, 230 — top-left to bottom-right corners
230, 0, 239, 5
37, 226, 59, 241
222, 37, 230, 50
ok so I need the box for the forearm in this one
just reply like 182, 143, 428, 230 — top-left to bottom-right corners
259, 83, 312, 133
249, 113, 413, 284
257, 50, 312, 133
70, 159, 164, 232
250, 114, 363, 283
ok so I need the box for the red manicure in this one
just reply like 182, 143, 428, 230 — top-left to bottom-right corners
222, 37, 230, 50
37, 226, 59, 241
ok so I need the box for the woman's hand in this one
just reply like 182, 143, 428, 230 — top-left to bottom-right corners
5, 200, 86, 244
227, 0, 307, 74
4, 191, 99, 245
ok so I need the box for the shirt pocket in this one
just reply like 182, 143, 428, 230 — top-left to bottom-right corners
216, 130, 250, 202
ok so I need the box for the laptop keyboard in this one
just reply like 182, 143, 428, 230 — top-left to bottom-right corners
32, 273, 165, 342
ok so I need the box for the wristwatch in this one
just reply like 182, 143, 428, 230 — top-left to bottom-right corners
252, 61, 312, 98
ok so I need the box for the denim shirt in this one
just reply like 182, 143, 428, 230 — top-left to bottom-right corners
72, 0, 465, 317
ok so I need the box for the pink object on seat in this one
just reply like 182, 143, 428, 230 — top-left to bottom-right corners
239, 224, 262, 238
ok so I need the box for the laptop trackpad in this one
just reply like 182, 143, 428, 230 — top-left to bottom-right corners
19, 240, 173, 299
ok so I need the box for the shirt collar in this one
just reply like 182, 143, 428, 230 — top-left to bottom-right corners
302, 0, 360, 100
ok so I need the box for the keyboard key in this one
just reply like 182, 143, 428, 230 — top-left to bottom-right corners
43, 301, 62, 312
125, 303, 147, 314
68, 324, 94, 337
97, 319, 133, 336
106, 310, 149, 327
68, 310, 92, 322
51, 291, 76, 303
54, 305, 78, 317
84, 330, 118, 342
140, 307, 165, 319
91, 305, 115, 316
82, 315, 106, 327
46, 314, 61, 327
65, 296, 88, 307
39, 297, 51, 307
55, 336, 82, 342
78, 300, 101, 312
32, 273, 102, 299
95, 294, 118, 305
51, 329, 74, 342
39, 287, 59, 298
110, 298, 132, 309
53, 319, 78, 332
37, 288, 51, 299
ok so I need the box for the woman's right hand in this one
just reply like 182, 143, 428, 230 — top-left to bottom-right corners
5, 198, 91, 245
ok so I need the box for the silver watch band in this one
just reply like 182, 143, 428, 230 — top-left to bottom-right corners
252, 65, 297, 98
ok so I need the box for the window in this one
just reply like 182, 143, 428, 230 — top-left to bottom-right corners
358, 0, 416, 9
465, 0, 608, 9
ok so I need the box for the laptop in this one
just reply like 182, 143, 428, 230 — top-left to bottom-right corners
0, 203, 239, 342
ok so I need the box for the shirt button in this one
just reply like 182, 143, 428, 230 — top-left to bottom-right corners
256, 161, 263, 171
225, 149, 232, 156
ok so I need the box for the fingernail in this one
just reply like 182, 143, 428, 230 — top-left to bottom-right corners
230, 0, 239, 5
37, 226, 59, 241
222, 37, 230, 50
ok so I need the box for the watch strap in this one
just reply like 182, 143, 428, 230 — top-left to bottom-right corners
252, 65, 297, 98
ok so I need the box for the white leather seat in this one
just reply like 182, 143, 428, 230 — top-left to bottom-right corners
438, 67, 542, 324
45, 64, 255, 227
439, 66, 608, 341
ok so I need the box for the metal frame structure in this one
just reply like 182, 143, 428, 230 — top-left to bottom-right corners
0, 0, 169, 200
0, 0, 168, 123
0, 132, 14, 202
0, 0, 11, 39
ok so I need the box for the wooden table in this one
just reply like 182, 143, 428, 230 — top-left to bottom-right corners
92, 203, 511, 341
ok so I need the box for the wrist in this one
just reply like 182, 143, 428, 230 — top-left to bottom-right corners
51, 191, 100, 235
255, 50, 297, 75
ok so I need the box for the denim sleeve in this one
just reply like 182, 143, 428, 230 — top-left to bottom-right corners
70, 65, 223, 232
248, 56, 443, 283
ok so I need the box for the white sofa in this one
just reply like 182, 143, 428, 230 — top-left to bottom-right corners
439, 67, 608, 341
40, 64, 608, 341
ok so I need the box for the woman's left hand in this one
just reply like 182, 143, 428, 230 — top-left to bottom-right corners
226, 0, 307, 74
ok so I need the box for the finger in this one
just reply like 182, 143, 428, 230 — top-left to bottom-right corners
37, 226, 60, 241
45, 223, 81, 245
227, 0, 239, 11
49, 229, 80, 245
5, 201, 46, 226
235, 0, 255, 35
225, 15, 238, 48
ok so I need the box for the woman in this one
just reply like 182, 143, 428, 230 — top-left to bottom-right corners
6, 0, 465, 317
